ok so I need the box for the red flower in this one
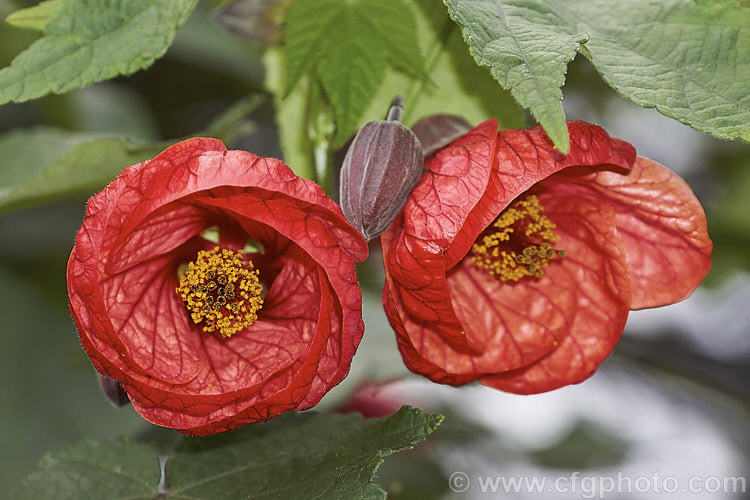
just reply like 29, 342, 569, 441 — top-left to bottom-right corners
67, 138, 368, 435
382, 120, 711, 394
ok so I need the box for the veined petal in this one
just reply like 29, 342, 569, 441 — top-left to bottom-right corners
447, 257, 577, 371
107, 202, 213, 274
383, 120, 636, 356
194, 192, 364, 392
481, 192, 631, 394
385, 120, 499, 351
67, 138, 368, 434
446, 121, 636, 268
382, 283, 476, 386
384, 222, 578, 377
543, 157, 711, 308
105, 141, 367, 268
126, 265, 338, 435
103, 254, 203, 385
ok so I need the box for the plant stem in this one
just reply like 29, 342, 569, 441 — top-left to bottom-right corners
402, 16, 454, 125
305, 79, 335, 194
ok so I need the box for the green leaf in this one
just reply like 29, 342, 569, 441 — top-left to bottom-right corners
5, 0, 64, 31
264, 46, 316, 179
13, 438, 160, 500
445, 0, 750, 151
370, 0, 526, 130
568, 0, 750, 144
269, 0, 525, 181
14, 406, 444, 500
0, 128, 167, 213
0, 0, 198, 106
444, 0, 584, 152
0, 95, 264, 213
284, 0, 428, 146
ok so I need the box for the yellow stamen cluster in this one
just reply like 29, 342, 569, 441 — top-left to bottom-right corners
470, 195, 565, 282
176, 247, 263, 337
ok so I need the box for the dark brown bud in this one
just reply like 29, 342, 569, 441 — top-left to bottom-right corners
411, 114, 472, 157
339, 97, 424, 240
96, 372, 130, 408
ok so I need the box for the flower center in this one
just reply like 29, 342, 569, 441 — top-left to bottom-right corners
176, 246, 264, 337
469, 194, 565, 282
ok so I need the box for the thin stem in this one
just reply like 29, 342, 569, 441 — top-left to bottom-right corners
305, 79, 335, 194
386, 95, 404, 122
402, 16, 454, 124
304, 77, 321, 184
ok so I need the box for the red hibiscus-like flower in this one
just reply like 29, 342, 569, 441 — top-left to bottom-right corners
382, 120, 711, 394
67, 138, 368, 435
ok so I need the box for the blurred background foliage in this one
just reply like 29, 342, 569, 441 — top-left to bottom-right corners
0, 0, 748, 498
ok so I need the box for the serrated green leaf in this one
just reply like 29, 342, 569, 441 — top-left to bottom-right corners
565, 0, 750, 144
445, 0, 590, 152
284, 0, 428, 146
13, 438, 160, 500
4, 0, 64, 31
445, 0, 750, 151
0, 0, 198, 106
368, 0, 526, 130
13, 406, 444, 500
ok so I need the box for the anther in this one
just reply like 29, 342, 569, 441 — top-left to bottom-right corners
176, 247, 264, 337
469, 195, 565, 282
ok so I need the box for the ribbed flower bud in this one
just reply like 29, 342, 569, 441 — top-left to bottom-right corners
339, 96, 424, 240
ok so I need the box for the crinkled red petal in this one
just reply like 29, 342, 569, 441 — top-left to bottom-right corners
541, 156, 711, 308
382, 283, 476, 386
384, 120, 499, 353
383, 120, 636, 367
128, 266, 344, 435
481, 191, 631, 393
446, 257, 578, 370
67, 138, 368, 434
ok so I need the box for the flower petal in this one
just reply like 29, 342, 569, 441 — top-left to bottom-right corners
544, 157, 711, 308
481, 192, 631, 394
193, 191, 365, 396
383, 214, 579, 379
383, 120, 636, 356
382, 283, 475, 386
68, 138, 368, 434
446, 121, 637, 267
103, 254, 203, 385
105, 141, 367, 273
384, 120, 499, 352
125, 262, 338, 434
447, 257, 578, 370
107, 202, 213, 274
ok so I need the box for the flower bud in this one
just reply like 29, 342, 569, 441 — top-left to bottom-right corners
411, 114, 472, 157
339, 97, 424, 240
96, 372, 130, 408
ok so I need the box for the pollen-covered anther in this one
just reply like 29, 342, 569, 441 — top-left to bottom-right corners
176, 246, 263, 337
470, 195, 565, 282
